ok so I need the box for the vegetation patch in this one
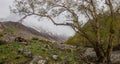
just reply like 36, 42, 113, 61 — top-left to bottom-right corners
0, 39, 83, 64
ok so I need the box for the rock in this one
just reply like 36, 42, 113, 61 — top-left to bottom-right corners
84, 48, 97, 62
31, 55, 42, 63
4, 36, 15, 42
52, 55, 59, 60
30, 55, 47, 64
85, 48, 96, 57
44, 44, 51, 49
18, 48, 24, 54
111, 51, 120, 63
37, 60, 47, 64
18, 45, 32, 58
23, 50, 32, 58
33, 55, 43, 61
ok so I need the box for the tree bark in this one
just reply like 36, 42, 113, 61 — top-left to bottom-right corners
93, 43, 106, 63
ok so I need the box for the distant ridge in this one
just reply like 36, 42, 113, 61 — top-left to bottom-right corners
0, 21, 67, 42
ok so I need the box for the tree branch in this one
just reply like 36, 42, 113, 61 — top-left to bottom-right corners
46, 15, 72, 26
18, 14, 33, 23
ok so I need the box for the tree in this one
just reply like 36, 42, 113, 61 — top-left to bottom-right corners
11, 0, 120, 63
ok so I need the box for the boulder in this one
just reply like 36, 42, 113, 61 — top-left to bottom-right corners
111, 51, 120, 63
84, 48, 97, 62
84, 48, 96, 57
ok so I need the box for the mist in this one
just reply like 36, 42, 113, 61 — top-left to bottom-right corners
0, 0, 75, 37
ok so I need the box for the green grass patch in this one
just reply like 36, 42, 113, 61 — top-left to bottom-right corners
0, 42, 30, 64
0, 40, 81, 64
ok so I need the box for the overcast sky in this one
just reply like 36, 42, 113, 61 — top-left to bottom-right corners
0, 0, 76, 36
0, 0, 13, 18
0, 0, 107, 37
1, 0, 115, 36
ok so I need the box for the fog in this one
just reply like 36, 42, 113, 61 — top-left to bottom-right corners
0, 0, 75, 37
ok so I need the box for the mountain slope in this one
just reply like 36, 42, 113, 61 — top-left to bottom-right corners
0, 21, 67, 42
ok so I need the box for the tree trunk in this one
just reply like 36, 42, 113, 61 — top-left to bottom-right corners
93, 43, 106, 63
106, 33, 114, 64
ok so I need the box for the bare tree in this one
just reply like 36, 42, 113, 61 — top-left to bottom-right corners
11, 0, 120, 63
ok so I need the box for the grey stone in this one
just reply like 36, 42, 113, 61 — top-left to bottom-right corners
19, 42, 28, 45
30, 55, 47, 64
37, 60, 47, 64
84, 48, 96, 57
23, 50, 32, 57
18, 48, 24, 54
52, 55, 59, 60
111, 51, 120, 63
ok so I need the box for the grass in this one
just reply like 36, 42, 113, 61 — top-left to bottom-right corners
0, 42, 30, 64
28, 40, 80, 64
0, 39, 82, 64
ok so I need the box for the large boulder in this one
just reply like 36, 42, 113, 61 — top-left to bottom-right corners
84, 48, 120, 63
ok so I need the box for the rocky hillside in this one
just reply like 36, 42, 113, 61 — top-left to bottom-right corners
0, 37, 120, 64
0, 38, 80, 64
0, 21, 67, 42
0, 21, 81, 64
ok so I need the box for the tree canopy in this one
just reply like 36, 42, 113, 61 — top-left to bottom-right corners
11, 0, 120, 63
